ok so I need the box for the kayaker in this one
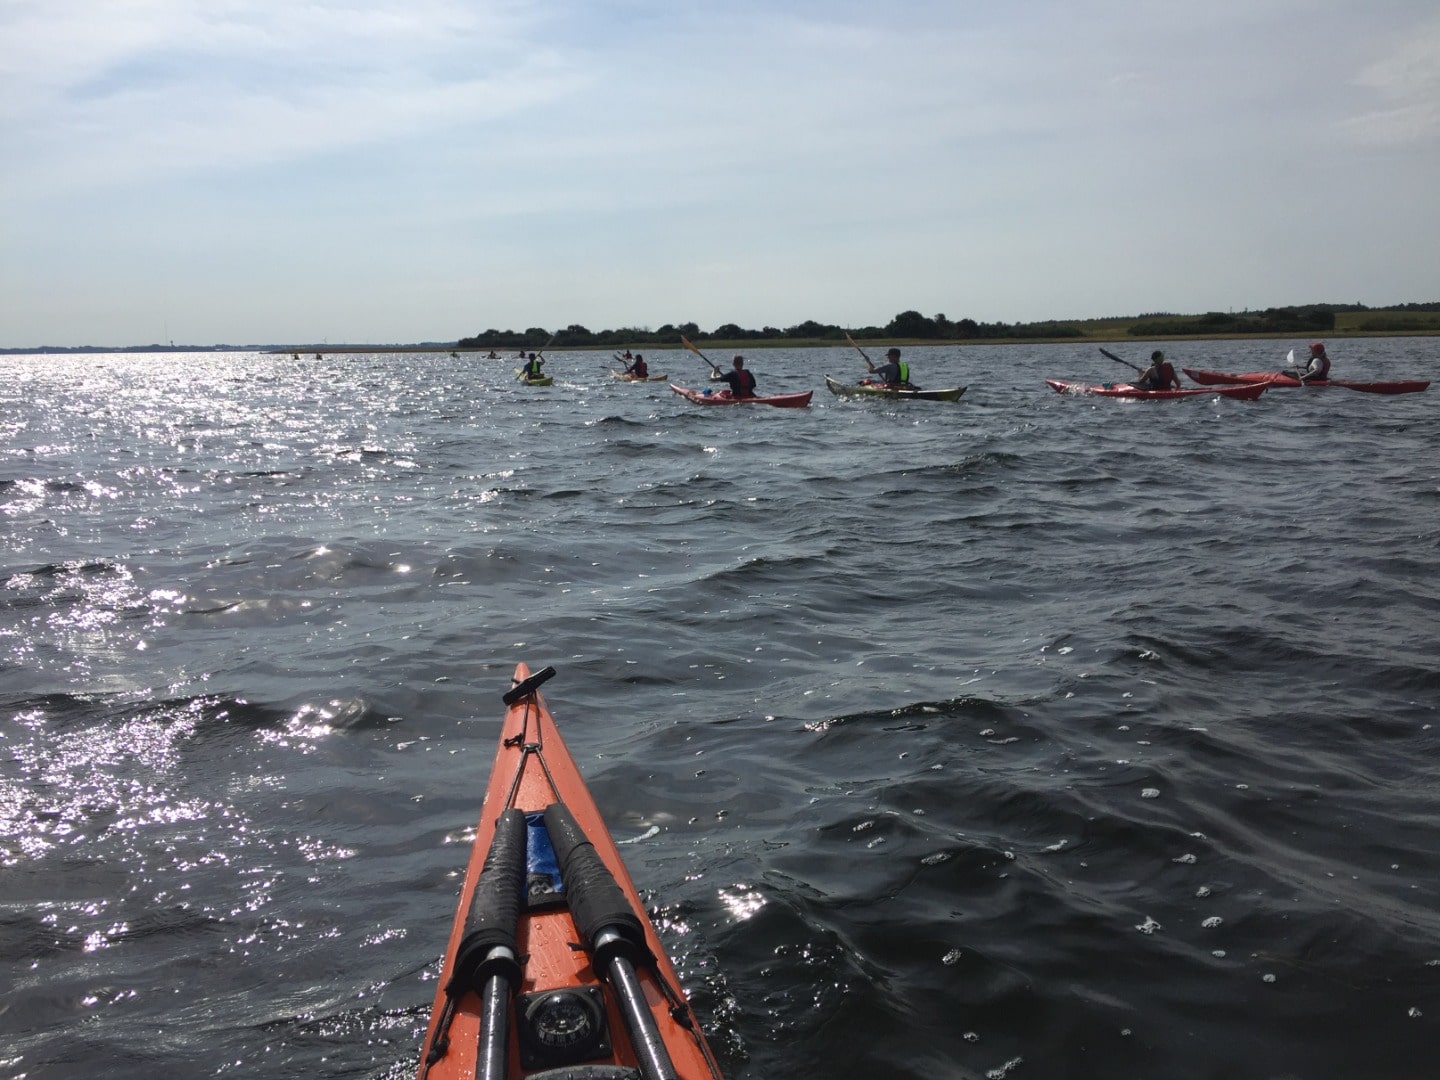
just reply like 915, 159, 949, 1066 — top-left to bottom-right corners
623, 353, 649, 378
711, 354, 758, 398
1134, 350, 1181, 390
866, 346, 913, 387
522, 353, 545, 380
1298, 342, 1331, 382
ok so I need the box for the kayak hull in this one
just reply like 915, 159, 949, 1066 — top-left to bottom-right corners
1183, 368, 1430, 395
417, 663, 723, 1080
1046, 378, 1265, 401
670, 383, 813, 408
823, 375, 966, 401
610, 371, 667, 382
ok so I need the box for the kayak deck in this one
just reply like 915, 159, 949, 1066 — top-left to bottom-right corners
418, 663, 723, 1080
1182, 368, 1430, 394
670, 383, 813, 408
1046, 378, 1265, 401
610, 371, 667, 382
823, 375, 966, 401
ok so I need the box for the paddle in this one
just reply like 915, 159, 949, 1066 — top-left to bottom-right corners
845, 331, 876, 374
1099, 347, 1143, 374
680, 335, 722, 376
1286, 348, 1315, 384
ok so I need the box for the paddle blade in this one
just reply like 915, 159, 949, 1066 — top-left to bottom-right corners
681, 336, 719, 370
1286, 349, 1297, 365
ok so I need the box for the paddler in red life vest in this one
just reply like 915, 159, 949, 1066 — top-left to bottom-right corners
711, 354, 758, 397
866, 346, 914, 388
622, 353, 648, 378
1134, 350, 1182, 390
1298, 342, 1331, 382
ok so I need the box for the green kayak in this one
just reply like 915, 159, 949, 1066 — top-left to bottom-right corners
824, 375, 966, 402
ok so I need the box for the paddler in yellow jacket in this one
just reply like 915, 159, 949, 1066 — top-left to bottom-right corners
866, 347, 914, 388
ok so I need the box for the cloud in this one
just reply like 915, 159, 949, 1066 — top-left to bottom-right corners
1, 1, 571, 196
3, 1, 1438, 344
1344, 15, 1440, 145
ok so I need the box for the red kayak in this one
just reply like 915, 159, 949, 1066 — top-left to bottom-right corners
417, 663, 724, 1080
1183, 368, 1429, 395
670, 383, 813, 408
1046, 378, 1265, 401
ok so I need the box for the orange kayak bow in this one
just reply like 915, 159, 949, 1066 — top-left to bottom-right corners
417, 663, 725, 1080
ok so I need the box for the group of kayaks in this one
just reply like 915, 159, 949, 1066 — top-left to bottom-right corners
417, 663, 725, 1080
523, 348, 1430, 405
519, 336, 969, 409
530, 369, 946, 408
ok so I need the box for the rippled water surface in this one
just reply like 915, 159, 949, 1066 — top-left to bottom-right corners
3, 341, 1438, 1079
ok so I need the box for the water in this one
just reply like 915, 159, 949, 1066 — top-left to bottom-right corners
2, 340, 1437, 1079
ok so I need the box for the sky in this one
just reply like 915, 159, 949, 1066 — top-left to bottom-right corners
2, 1, 1438, 347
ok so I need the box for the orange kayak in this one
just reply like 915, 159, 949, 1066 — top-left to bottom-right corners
417, 663, 725, 1080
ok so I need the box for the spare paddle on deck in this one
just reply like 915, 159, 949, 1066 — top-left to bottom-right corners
424, 808, 528, 1080
544, 802, 675, 1080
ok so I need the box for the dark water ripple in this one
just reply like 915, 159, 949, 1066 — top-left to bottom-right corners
2, 342, 1438, 1078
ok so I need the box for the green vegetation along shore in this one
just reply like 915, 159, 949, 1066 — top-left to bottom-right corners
454, 303, 1440, 353
7, 303, 1439, 356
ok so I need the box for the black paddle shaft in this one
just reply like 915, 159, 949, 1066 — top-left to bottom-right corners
1100, 347, 1142, 373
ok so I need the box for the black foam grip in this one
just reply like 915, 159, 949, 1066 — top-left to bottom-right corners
543, 802, 651, 969
447, 807, 527, 993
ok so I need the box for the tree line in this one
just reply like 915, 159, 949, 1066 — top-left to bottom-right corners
456, 311, 1086, 349
1125, 306, 1336, 337
456, 301, 1438, 349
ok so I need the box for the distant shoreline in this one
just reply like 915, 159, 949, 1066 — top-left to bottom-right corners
5, 328, 1440, 358
289, 329, 1440, 354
